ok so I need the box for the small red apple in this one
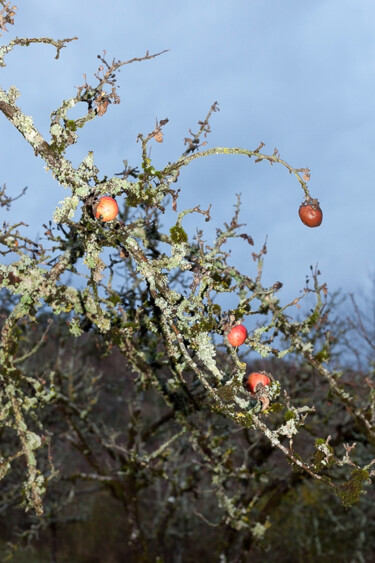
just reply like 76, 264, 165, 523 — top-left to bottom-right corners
244, 372, 271, 394
298, 200, 323, 228
227, 324, 247, 347
94, 196, 119, 222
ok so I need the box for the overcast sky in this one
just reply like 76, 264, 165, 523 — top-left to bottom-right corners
1, 0, 375, 308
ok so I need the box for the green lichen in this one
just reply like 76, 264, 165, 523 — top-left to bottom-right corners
194, 332, 223, 382
216, 382, 236, 402
336, 469, 369, 508
306, 309, 320, 328
126, 192, 143, 207
267, 380, 281, 402
52, 195, 79, 223
315, 346, 329, 363
313, 438, 334, 471
234, 304, 251, 318
127, 186, 159, 208
236, 411, 254, 427
96, 314, 111, 333
69, 317, 83, 337
211, 304, 222, 316
211, 272, 232, 290
288, 452, 305, 474
65, 119, 77, 131
190, 317, 215, 336
268, 402, 284, 413
251, 521, 271, 540
250, 327, 273, 358
169, 224, 188, 244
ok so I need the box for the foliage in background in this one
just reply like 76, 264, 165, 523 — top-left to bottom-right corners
1, 3, 375, 561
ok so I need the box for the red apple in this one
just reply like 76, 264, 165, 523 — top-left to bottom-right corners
298, 200, 323, 228
94, 196, 119, 222
245, 372, 271, 394
227, 324, 247, 347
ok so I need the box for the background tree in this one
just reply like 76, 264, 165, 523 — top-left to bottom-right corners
1, 4, 375, 561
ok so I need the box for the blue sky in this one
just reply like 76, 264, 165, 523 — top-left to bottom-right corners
1, 0, 375, 306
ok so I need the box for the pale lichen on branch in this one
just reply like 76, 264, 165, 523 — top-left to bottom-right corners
0, 10, 373, 530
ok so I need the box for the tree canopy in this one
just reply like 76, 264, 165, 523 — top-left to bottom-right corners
1, 3, 374, 561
